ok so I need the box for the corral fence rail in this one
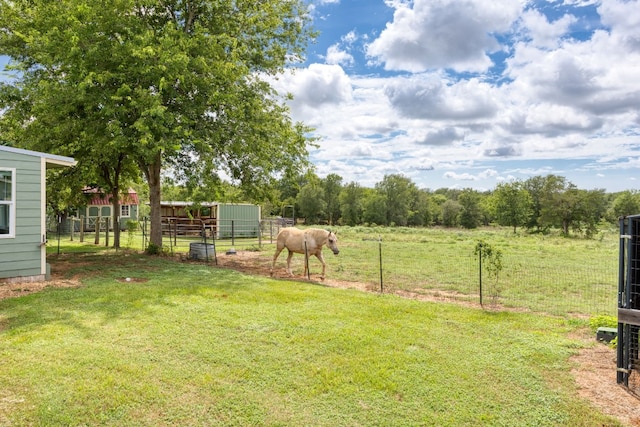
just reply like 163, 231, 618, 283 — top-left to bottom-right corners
153, 218, 286, 259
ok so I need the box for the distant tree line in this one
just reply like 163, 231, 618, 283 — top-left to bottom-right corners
230, 171, 637, 237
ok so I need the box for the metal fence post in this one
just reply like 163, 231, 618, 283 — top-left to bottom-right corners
304, 237, 310, 280
479, 244, 483, 307
57, 215, 61, 255
379, 235, 383, 293
231, 220, 235, 247
105, 217, 110, 247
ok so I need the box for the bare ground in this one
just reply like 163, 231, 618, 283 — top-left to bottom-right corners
1, 250, 638, 426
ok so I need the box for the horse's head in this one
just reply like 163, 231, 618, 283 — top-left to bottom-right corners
326, 230, 340, 255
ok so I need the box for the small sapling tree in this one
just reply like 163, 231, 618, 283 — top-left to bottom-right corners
475, 240, 503, 305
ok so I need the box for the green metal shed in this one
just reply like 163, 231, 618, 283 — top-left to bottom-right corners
216, 203, 261, 238
0, 146, 76, 282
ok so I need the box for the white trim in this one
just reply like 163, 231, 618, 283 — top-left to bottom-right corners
0, 145, 76, 168
0, 167, 16, 239
40, 158, 46, 275
160, 201, 219, 207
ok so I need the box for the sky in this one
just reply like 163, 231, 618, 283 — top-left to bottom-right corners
1, 0, 639, 193
269, 0, 640, 192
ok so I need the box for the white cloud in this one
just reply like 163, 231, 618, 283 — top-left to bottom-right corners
383, 75, 499, 120
281, 0, 640, 191
519, 10, 577, 48
417, 127, 465, 146
366, 0, 522, 72
274, 64, 353, 118
325, 44, 354, 66
342, 31, 358, 45
599, 0, 640, 31
443, 171, 478, 181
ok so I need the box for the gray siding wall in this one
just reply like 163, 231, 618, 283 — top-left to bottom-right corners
0, 151, 43, 279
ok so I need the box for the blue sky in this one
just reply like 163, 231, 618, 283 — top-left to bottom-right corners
1, 0, 639, 193
270, 0, 640, 192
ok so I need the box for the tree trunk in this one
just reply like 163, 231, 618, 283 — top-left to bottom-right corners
147, 152, 163, 248
111, 188, 121, 248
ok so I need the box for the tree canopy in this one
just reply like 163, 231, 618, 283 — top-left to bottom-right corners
0, 0, 315, 247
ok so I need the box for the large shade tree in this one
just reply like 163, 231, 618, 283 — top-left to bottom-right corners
375, 174, 416, 227
0, 0, 314, 248
491, 181, 532, 233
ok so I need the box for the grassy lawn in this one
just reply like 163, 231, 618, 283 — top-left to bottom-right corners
0, 248, 622, 426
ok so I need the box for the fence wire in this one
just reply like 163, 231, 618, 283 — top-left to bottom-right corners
47, 220, 618, 317
336, 236, 617, 318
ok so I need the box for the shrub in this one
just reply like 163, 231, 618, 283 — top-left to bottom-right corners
588, 314, 617, 333
146, 242, 168, 256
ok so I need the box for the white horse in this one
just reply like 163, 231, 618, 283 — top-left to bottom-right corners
271, 228, 339, 280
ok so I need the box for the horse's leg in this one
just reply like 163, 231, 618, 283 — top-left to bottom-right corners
271, 246, 284, 276
286, 250, 295, 276
316, 252, 327, 280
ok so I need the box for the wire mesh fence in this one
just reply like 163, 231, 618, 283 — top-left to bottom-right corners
330, 233, 618, 318
46, 216, 284, 255
46, 219, 618, 318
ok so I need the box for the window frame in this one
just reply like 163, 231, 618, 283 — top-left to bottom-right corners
121, 204, 130, 218
0, 168, 16, 238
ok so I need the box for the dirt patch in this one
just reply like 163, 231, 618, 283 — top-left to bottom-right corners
0, 279, 78, 300
0, 259, 81, 300
1, 250, 639, 425
570, 344, 640, 426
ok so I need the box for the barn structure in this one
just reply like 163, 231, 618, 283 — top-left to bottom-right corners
75, 187, 139, 231
0, 145, 75, 283
159, 201, 261, 238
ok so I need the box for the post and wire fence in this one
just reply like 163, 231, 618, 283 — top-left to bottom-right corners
346, 235, 618, 318
48, 216, 285, 255
47, 218, 617, 318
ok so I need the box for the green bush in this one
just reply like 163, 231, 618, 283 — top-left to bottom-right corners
145, 242, 168, 256
588, 314, 617, 332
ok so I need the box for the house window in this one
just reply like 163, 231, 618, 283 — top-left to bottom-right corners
121, 205, 130, 217
0, 168, 16, 238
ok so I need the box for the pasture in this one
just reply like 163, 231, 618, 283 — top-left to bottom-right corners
254, 226, 618, 318
0, 248, 627, 426
50, 224, 620, 317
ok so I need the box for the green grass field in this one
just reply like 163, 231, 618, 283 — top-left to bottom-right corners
0, 235, 625, 425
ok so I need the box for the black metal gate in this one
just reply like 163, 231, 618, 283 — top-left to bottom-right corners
617, 215, 640, 396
